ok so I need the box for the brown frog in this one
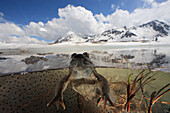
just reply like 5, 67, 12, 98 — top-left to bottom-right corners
47, 52, 114, 110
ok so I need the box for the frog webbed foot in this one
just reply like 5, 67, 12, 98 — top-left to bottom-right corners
47, 73, 71, 110
47, 93, 66, 110
97, 94, 115, 109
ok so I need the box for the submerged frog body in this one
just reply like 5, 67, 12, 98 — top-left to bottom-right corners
47, 52, 114, 109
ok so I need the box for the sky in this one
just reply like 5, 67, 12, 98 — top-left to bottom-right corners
0, 0, 170, 44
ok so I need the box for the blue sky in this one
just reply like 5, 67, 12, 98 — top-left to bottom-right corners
0, 0, 166, 25
0, 0, 169, 43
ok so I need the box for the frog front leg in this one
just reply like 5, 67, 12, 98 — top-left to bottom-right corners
47, 72, 72, 110
92, 69, 115, 109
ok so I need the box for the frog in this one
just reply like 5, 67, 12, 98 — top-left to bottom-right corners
47, 52, 114, 110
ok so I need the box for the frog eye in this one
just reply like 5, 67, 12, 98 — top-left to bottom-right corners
83, 52, 89, 58
71, 53, 77, 58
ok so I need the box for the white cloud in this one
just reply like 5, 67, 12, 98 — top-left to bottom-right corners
0, 23, 24, 40
131, 0, 170, 25
96, 0, 170, 27
142, 0, 155, 7
95, 13, 107, 22
0, 1, 170, 43
143, 0, 155, 4
0, 12, 4, 17
111, 4, 115, 9
0, 12, 13, 23
24, 5, 106, 40
9, 36, 46, 44
0, 12, 5, 22
0, 22, 46, 44
105, 9, 131, 28
121, 2, 124, 6
141, 0, 162, 8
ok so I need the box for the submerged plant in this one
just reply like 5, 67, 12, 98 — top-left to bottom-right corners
124, 70, 156, 112
148, 83, 170, 113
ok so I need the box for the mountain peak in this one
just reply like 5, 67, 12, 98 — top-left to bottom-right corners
55, 20, 170, 43
66, 31, 75, 36
139, 20, 170, 36
55, 31, 87, 43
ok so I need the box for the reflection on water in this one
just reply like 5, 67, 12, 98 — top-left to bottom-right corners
90, 49, 169, 71
0, 46, 170, 75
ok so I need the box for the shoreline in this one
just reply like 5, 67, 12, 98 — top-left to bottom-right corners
1, 66, 169, 77
0, 41, 170, 49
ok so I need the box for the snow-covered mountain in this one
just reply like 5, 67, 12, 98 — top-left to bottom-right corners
54, 31, 90, 43
55, 20, 170, 43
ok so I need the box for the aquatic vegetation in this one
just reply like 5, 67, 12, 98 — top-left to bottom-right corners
0, 68, 169, 113
124, 70, 156, 112
148, 83, 170, 113
109, 70, 170, 113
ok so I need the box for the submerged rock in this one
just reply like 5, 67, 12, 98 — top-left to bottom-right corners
149, 54, 168, 67
120, 54, 135, 59
37, 52, 53, 55
21, 56, 48, 64
0, 57, 8, 60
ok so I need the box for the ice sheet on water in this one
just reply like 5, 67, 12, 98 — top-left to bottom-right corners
0, 58, 27, 74
0, 54, 70, 75
0, 42, 170, 75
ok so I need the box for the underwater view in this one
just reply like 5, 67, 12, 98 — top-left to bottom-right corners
0, 43, 170, 113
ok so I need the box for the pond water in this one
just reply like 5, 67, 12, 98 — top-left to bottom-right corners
0, 68, 169, 113
0, 43, 170, 75
0, 43, 170, 113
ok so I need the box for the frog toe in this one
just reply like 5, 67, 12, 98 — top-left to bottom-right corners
97, 97, 103, 107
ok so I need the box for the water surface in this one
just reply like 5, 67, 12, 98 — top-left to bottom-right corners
0, 43, 170, 74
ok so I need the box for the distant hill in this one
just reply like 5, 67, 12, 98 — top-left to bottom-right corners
54, 20, 170, 43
